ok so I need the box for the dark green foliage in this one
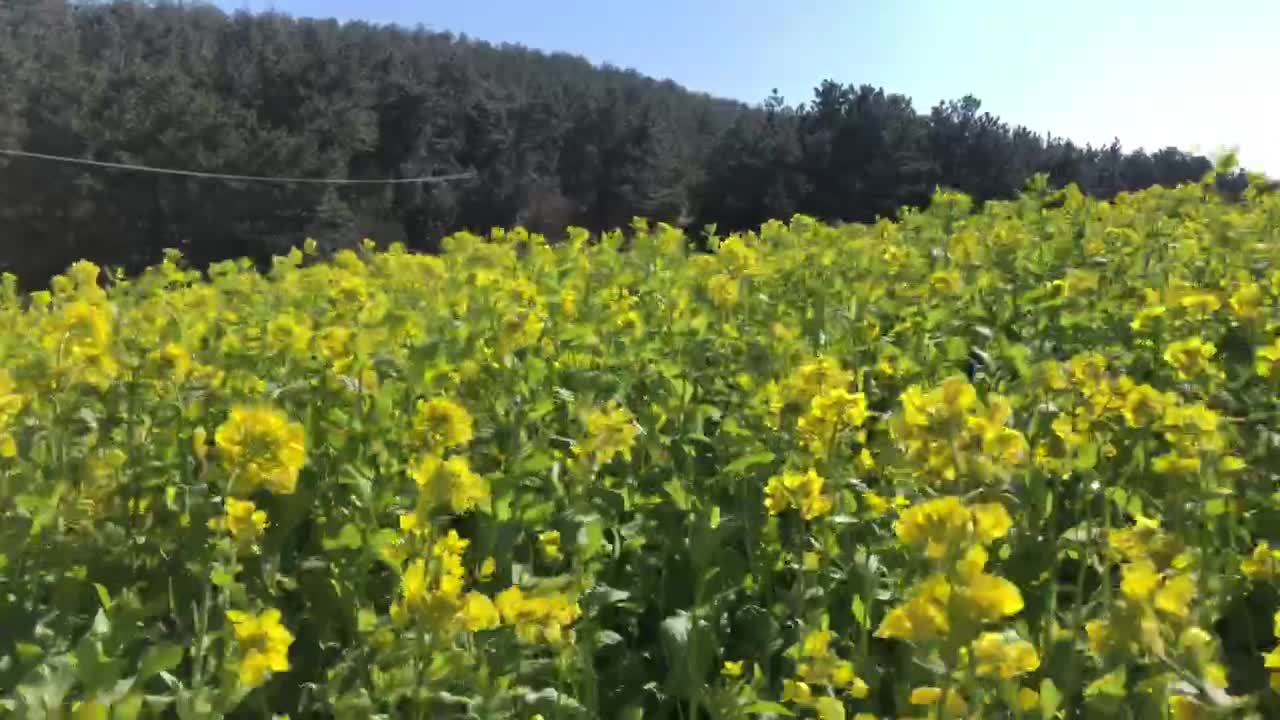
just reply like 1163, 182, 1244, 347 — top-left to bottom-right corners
0, 1, 1250, 285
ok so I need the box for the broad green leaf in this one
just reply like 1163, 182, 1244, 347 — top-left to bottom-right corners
1039, 678, 1062, 719
743, 701, 796, 716
723, 451, 776, 476
813, 697, 844, 720
139, 644, 184, 679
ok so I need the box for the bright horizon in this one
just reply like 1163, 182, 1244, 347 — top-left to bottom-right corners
216, 0, 1278, 176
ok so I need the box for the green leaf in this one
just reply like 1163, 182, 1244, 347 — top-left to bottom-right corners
1085, 667, 1126, 701
659, 611, 715, 696
575, 516, 607, 560
16, 643, 43, 664
76, 637, 125, 693
742, 701, 796, 716
723, 451, 776, 476
813, 697, 844, 720
210, 567, 236, 588
595, 630, 624, 647
139, 644, 184, 679
584, 584, 631, 607
851, 595, 868, 627
1039, 678, 1062, 720
1073, 442, 1099, 470
663, 479, 691, 511
93, 583, 112, 609
322, 523, 363, 551
111, 693, 144, 720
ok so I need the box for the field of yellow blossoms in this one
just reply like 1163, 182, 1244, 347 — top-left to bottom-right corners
3, 170, 1280, 719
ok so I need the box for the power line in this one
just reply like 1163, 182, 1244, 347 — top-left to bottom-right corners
0, 148, 477, 185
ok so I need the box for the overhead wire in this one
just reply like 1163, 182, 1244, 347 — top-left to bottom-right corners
0, 148, 477, 185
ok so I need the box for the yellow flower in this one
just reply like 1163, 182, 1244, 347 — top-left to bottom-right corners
1017, 687, 1040, 711
494, 585, 582, 646
1068, 352, 1109, 389
1153, 573, 1196, 619
856, 448, 876, 473
706, 273, 740, 309
209, 498, 268, 545
265, 313, 312, 356
499, 309, 546, 354
1162, 338, 1218, 380
721, 660, 744, 678
971, 503, 1013, 544
1120, 560, 1161, 601
538, 530, 563, 561
226, 608, 294, 690
910, 686, 942, 705
414, 398, 474, 449
215, 405, 307, 495
894, 496, 972, 559
43, 300, 119, 388
1229, 282, 1264, 320
191, 426, 208, 461
411, 454, 490, 514
971, 632, 1040, 679
1178, 291, 1221, 318
797, 387, 869, 455
577, 404, 639, 464
908, 686, 968, 716
1121, 383, 1170, 427
786, 357, 855, 406
0, 369, 26, 458
458, 592, 500, 632
1086, 619, 1113, 656
146, 343, 192, 383
876, 575, 951, 642
1152, 452, 1201, 475
895, 497, 1011, 562
1242, 542, 1280, 581
781, 679, 813, 705
955, 572, 1024, 622
1256, 337, 1280, 378
479, 556, 496, 581
559, 289, 579, 318
861, 491, 888, 515
764, 469, 833, 520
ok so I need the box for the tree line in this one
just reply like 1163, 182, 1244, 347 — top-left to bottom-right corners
0, 0, 1254, 285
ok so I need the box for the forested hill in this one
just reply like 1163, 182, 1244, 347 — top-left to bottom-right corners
0, 1, 1246, 284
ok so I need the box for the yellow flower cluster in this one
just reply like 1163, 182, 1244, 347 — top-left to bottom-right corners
410, 454, 490, 515
226, 608, 294, 690
414, 398, 474, 450
208, 498, 269, 547
9, 175, 1280, 716
1264, 612, 1280, 691
494, 585, 582, 646
779, 628, 869, 716
576, 403, 639, 465
0, 369, 26, 458
893, 496, 1012, 561
391, 529, 493, 632
764, 468, 833, 520
1087, 519, 1227, 693
214, 404, 307, 495
890, 376, 1028, 487
797, 387, 869, 456
879, 498, 1024, 646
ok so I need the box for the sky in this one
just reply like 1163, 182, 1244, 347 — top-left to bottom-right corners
214, 0, 1279, 175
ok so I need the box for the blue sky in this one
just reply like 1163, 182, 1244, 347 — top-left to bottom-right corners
215, 0, 1278, 174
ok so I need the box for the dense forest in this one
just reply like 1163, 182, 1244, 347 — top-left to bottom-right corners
0, 0, 1254, 284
